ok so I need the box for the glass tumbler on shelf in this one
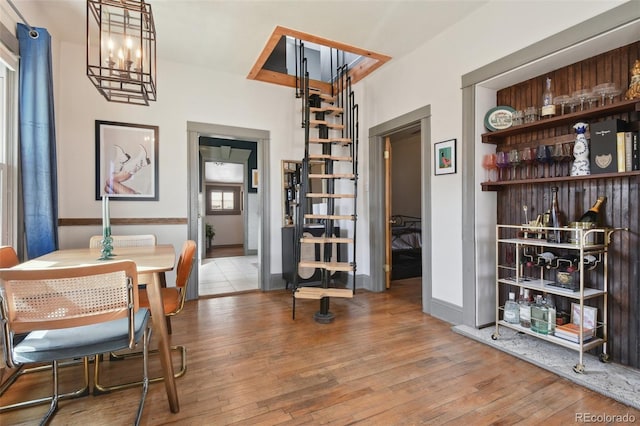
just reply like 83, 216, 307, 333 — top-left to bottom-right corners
512, 110, 524, 126
524, 106, 538, 123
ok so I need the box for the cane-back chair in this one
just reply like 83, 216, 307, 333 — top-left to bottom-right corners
0, 261, 151, 425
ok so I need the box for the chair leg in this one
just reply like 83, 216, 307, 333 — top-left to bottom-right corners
93, 344, 186, 394
39, 360, 60, 426
0, 358, 90, 413
134, 326, 151, 426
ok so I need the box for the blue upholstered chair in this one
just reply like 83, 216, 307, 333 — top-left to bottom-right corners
0, 260, 151, 425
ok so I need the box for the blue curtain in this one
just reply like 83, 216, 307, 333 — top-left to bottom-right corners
17, 23, 58, 258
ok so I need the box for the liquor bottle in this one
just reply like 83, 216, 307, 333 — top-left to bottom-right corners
531, 295, 549, 334
534, 251, 557, 267
578, 196, 606, 223
583, 254, 598, 270
541, 77, 556, 118
545, 294, 556, 335
519, 288, 532, 328
547, 186, 562, 243
504, 292, 520, 324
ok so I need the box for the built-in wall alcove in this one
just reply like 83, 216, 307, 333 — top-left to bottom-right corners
462, 3, 640, 369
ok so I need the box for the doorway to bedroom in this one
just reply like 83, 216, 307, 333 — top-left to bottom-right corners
387, 126, 423, 284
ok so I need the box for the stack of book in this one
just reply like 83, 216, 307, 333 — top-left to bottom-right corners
555, 323, 594, 343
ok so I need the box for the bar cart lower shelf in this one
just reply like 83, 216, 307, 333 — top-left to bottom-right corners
491, 320, 609, 373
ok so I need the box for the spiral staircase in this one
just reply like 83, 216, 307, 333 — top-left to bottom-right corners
292, 42, 359, 323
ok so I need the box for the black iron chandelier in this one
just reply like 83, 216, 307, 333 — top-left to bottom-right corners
86, 0, 157, 105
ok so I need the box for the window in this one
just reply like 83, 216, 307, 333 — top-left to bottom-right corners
0, 51, 18, 248
206, 184, 241, 215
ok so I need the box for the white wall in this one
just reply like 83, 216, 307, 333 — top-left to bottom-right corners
362, 0, 626, 308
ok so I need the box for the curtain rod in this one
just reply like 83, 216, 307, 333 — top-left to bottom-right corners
6, 0, 39, 39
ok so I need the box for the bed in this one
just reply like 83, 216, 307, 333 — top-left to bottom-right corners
391, 215, 422, 280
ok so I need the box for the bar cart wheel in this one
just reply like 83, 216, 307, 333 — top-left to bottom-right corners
491, 332, 499, 340
573, 363, 585, 374
599, 353, 610, 363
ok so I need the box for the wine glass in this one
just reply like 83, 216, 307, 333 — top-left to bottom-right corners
606, 88, 622, 104
593, 82, 617, 105
572, 89, 592, 111
482, 154, 497, 182
553, 95, 572, 115
551, 144, 564, 177
536, 144, 551, 178
509, 149, 521, 181
521, 148, 533, 179
495, 151, 510, 181
562, 142, 574, 176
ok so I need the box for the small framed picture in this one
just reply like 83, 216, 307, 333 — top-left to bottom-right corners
95, 120, 159, 201
434, 139, 456, 175
571, 302, 597, 333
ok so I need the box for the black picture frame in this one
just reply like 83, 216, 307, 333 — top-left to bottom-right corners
95, 120, 159, 201
434, 138, 457, 175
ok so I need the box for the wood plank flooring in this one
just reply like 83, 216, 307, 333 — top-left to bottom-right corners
2, 278, 638, 425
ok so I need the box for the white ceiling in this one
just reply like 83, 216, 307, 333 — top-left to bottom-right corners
11, 0, 488, 77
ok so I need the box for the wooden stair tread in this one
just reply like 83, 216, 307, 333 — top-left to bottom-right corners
306, 193, 356, 199
294, 287, 353, 299
309, 120, 345, 130
300, 237, 353, 244
310, 106, 343, 115
309, 137, 352, 144
305, 214, 355, 220
309, 89, 336, 103
298, 261, 355, 272
308, 173, 356, 179
308, 154, 353, 162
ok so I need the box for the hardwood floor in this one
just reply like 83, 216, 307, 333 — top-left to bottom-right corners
2, 278, 638, 425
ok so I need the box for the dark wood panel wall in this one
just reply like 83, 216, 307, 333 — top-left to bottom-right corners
494, 41, 640, 368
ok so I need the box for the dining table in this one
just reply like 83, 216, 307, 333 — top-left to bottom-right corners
12, 244, 180, 413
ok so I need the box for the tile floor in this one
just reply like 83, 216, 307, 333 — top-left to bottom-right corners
198, 255, 259, 296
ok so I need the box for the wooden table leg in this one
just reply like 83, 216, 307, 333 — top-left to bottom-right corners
158, 272, 172, 335
148, 273, 179, 413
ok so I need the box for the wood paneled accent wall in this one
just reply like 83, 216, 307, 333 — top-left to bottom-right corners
493, 41, 640, 368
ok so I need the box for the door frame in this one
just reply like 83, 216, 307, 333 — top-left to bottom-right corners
368, 105, 432, 313
186, 121, 271, 300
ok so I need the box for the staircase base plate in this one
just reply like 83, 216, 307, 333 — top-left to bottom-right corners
314, 311, 335, 324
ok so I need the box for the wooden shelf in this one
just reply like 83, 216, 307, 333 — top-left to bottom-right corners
481, 170, 640, 191
481, 99, 640, 144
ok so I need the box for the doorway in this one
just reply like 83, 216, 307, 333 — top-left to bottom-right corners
368, 106, 432, 314
198, 143, 256, 296
386, 126, 422, 287
186, 122, 271, 301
